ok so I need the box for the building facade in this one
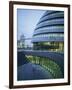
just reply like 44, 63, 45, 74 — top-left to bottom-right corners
17, 34, 25, 48
32, 10, 64, 52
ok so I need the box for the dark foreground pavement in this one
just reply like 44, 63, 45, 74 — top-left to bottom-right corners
17, 63, 53, 80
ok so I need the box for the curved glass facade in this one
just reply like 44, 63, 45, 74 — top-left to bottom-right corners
32, 10, 64, 52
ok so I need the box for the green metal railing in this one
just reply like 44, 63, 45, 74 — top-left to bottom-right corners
26, 55, 63, 78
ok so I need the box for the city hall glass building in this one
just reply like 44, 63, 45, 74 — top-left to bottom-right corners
17, 10, 64, 80
32, 10, 64, 52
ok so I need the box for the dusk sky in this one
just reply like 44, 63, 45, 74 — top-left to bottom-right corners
17, 9, 46, 46
17, 9, 45, 40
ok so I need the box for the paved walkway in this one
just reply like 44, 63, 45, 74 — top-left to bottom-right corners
17, 63, 53, 80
